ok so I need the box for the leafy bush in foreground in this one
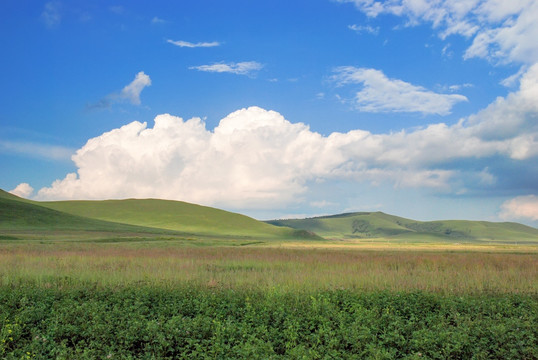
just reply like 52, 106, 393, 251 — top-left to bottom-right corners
1, 286, 537, 359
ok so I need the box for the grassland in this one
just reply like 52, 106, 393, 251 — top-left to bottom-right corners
1, 239, 538, 359
1, 189, 538, 358
1, 241, 537, 293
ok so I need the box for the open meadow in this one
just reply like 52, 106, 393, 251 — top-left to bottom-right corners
2, 191, 538, 358
1, 239, 538, 293
1, 238, 538, 359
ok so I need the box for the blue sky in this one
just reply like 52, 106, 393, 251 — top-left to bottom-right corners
1, 0, 538, 226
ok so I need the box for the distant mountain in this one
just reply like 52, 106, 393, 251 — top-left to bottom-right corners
267, 211, 538, 243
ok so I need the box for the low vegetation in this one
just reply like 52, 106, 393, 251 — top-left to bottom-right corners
1, 189, 537, 358
2, 285, 537, 359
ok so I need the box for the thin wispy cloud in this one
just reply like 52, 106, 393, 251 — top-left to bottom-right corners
348, 24, 379, 35
152, 17, 167, 24
109, 6, 125, 15
41, 1, 61, 28
332, 67, 467, 115
0, 140, 74, 161
189, 62, 263, 76
167, 39, 220, 48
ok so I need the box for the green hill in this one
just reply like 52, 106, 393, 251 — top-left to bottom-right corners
0, 192, 177, 235
267, 212, 538, 243
38, 198, 298, 238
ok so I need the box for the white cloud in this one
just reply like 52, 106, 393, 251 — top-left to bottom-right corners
500, 195, 538, 221
465, 62, 538, 145
152, 17, 167, 24
0, 140, 74, 161
119, 71, 152, 105
41, 1, 61, 28
109, 6, 125, 15
448, 83, 473, 92
189, 62, 263, 76
9, 183, 34, 199
339, 0, 538, 66
348, 24, 379, 34
35, 64, 538, 208
310, 200, 337, 208
88, 71, 151, 109
167, 39, 220, 48
332, 66, 468, 115
33, 54, 538, 209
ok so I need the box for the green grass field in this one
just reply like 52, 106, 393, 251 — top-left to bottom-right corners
1, 241, 538, 359
1, 189, 538, 358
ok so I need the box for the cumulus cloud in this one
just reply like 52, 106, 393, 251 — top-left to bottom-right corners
88, 71, 151, 109
167, 39, 220, 48
465, 62, 538, 146
9, 183, 34, 199
32, 106, 474, 206
189, 62, 263, 76
500, 195, 538, 221
332, 67, 468, 115
35, 63, 538, 208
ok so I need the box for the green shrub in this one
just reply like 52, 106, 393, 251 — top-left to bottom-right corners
0, 286, 536, 359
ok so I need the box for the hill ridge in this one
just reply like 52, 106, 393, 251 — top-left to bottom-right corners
267, 211, 538, 243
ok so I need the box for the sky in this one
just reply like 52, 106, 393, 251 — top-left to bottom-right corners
1, 0, 538, 226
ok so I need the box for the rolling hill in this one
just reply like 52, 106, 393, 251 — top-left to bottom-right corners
0, 190, 181, 235
267, 212, 538, 243
38, 198, 303, 238
2, 189, 537, 243
0, 190, 313, 240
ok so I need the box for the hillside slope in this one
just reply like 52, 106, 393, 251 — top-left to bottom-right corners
38, 198, 305, 239
267, 212, 538, 243
0, 191, 175, 234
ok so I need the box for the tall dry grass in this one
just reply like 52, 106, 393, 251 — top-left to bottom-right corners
1, 244, 537, 294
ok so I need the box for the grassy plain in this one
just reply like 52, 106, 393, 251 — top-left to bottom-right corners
1, 240, 538, 359
2, 190, 538, 358
1, 239, 537, 294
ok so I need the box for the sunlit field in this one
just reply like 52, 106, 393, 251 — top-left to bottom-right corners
2, 240, 537, 294
1, 240, 538, 358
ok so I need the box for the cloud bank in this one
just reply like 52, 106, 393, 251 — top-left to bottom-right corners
36, 64, 538, 212
332, 67, 468, 115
